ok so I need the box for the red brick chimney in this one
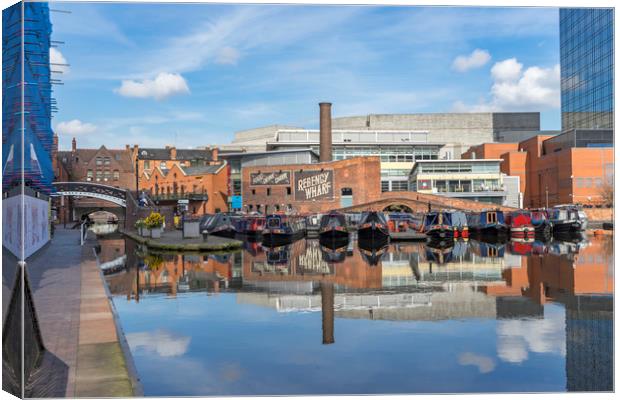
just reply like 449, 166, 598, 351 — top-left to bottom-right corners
71, 137, 77, 153
319, 102, 332, 162
52, 134, 59, 172
211, 147, 219, 162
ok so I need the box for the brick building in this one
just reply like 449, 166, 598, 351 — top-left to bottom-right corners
54, 137, 135, 222
241, 156, 382, 214
141, 162, 229, 215
462, 129, 613, 207
136, 145, 219, 186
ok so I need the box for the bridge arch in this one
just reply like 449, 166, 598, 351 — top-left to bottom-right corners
382, 204, 414, 213
52, 182, 127, 207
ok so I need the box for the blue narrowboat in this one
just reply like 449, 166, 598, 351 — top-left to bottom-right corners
357, 211, 390, 245
466, 210, 509, 237
422, 211, 454, 239
262, 214, 306, 245
549, 205, 588, 234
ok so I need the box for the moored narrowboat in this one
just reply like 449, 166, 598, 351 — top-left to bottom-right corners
241, 215, 266, 237
549, 205, 588, 234
422, 211, 454, 239
466, 210, 509, 238
505, 211, 535, 239
201, 213, 238, 237
530, 209, 553, 238
318, 211, 349, 242
448, 210, 469, 239
357, 211, 390, 245
262, 214, 306, 245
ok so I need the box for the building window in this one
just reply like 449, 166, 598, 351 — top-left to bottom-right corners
113, 170, 119, 181
115, 154, 121, 161
96, 157, 102, 166
381, 181, 390, 192
391, 181, 409, 192
160, 161, 166, 169
341, 188, 353, 196
252, 189, 256, 195
144, 160, 150, 169
286, 187, 291, 195
86, 170, 93, 181
104, 157, 111, 166
96, 171, 102, 182
103, 171, 110, 182
267, 188, 271, 196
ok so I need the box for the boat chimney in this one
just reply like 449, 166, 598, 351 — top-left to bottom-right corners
319, 102, 332, 162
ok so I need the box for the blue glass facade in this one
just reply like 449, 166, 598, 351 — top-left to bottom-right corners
560, 8, 614, 131
2, 1, 55, 194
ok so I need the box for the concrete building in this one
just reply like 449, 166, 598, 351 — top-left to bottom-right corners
560, 8, 614, 131
408, 159, 514, 206
463, 129, 613, 207
225, 112, 540, 193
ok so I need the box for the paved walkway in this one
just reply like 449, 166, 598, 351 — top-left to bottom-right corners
123, 228, 242, 251
26, 227, 135, 397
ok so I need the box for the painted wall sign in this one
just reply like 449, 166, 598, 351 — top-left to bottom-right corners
294, 170, 334, 201
250, 171, 291, 186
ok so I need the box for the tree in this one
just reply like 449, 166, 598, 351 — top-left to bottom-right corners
599, 180, 614, 207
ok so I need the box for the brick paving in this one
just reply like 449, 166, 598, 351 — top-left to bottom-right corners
25, 227, 135, 397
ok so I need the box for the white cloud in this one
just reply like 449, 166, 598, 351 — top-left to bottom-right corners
126, 330, 191, 357
491, 58, 523, 82
49, 47, 70, 74
216, 46, 240, 65
55, 119, 97, 136
458, 352, 496, 373
453, 58, 560, 112
452, 49, 491, 72
116, 72, 190, 100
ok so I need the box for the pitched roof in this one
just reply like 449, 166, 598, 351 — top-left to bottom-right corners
181, 164, 225, 176
137, 147, 214, 161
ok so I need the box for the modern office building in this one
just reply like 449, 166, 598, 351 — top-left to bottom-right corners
463, 129, 613, 207
408, 159, 514, 206
225, 112, 540, 193
560, 8, 614, 131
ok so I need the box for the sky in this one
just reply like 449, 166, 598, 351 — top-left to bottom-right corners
49, 2, 562, 150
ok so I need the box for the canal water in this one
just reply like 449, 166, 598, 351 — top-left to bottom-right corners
99, 234, 613, 395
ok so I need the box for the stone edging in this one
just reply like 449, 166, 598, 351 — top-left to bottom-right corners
121, 230, 243, 252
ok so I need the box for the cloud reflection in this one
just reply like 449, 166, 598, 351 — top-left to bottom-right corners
126, 329, 191, 357
458, 352, 496, 373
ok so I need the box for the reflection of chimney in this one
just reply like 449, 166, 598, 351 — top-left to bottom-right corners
71, 137, 77, 153
319, 102, 332, 162
321, 282, 335, 345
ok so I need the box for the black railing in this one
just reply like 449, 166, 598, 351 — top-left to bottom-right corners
151, 193, 209, 201
53, 181, 127, 201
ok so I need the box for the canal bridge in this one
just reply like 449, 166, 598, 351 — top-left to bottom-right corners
337, 192, 516, 213
52, 182, 151, 229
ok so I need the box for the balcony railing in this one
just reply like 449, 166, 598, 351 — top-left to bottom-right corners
151, 193, 209, 201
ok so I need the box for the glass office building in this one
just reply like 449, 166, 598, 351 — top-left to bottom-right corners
560, 8, 614, 131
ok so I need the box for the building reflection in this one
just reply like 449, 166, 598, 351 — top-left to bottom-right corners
101, 234, 613, 389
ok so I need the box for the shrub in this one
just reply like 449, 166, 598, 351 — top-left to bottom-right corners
145, 212, 164, 229
134, 219, 146, 229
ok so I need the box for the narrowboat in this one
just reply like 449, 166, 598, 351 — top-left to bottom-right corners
262, 214, 306, 245
320, 242, 348, 264
530, 209, 553, 238
201, 213, 238, 237
237, 215, 266, 237
357, 211, 390, 245
422, 211, 454, 239
318, 211, 350, 242
448, 211, 469, 239
466, 210, 509, 238
505, 211, 535, 239
549, 205, 588, 234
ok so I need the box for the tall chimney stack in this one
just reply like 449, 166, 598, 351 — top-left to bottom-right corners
319, 102, 332, 162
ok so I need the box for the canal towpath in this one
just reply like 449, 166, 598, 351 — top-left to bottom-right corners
24, 227, 140, 397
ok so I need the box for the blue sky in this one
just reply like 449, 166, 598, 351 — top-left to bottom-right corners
50, 3, 561, 150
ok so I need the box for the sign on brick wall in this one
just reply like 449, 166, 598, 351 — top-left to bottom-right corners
250, 171, 291, 186
294, 170, 334, 201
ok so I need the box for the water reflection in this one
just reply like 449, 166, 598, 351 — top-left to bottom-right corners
99, 234, 613, 395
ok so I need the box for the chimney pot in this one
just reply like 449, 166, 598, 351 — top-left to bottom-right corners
71, 137, 77, 152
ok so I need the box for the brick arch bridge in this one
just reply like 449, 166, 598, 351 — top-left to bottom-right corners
337, 192, 516, 213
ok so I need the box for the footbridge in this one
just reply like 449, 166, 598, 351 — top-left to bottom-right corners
337, 192, 516, 213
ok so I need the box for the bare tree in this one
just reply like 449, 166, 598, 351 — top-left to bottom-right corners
599, 180, 614, 207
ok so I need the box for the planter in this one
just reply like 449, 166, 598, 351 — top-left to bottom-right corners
137, 227, 144, 236
183, 220, 201, 238
150, 227, 162, 238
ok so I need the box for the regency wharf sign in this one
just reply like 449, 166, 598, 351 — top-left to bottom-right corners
294, 170, 334, 201
250, 171, 291, 186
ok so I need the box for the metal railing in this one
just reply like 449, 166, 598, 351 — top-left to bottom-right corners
80, 221, 88, 245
